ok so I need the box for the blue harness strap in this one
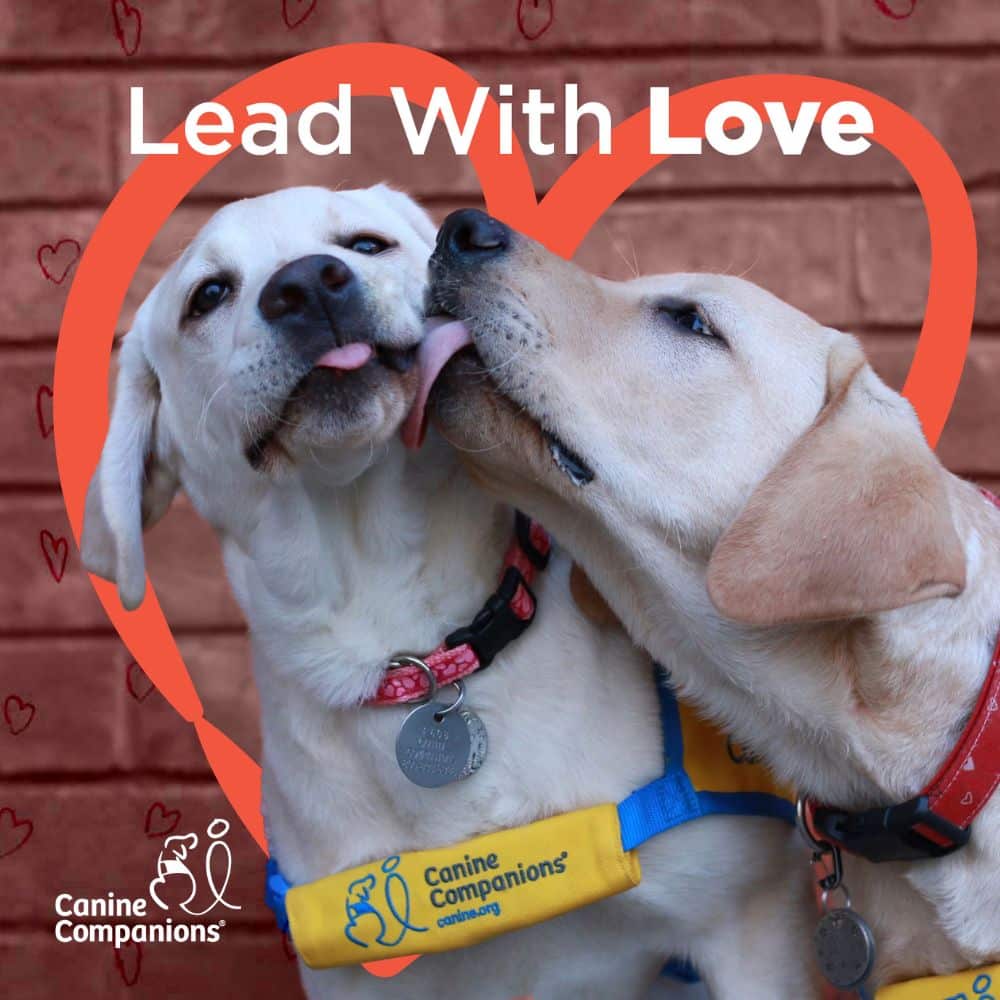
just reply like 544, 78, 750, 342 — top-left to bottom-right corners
660, 957, 702, 984
621, 668, 795, 986
618, 667, 795, 851
266, 858, 291, 934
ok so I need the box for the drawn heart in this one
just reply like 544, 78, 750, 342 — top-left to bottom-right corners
36, 239, 81, 284
144, 801, 181, 838
35, 385, 54, 438
517, 0, 554, 40
114, 940, 143, 986
111, 0, 142, 56
39, 529, 68, 582
3, 695, 36, 736
873, 0, 917, 19
54, 46, 977, 979
126, 661, 155, 702
281, 0, 317, 29
0, 807, 33, 858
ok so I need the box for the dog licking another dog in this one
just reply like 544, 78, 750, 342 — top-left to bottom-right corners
83, 187, 815, 1000
83, 187, 997, 997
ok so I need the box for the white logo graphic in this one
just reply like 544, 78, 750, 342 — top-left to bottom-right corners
149, 818, 241, 916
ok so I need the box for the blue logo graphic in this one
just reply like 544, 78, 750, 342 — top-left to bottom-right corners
946, 972, 994, 1000
344, 857, 427, 949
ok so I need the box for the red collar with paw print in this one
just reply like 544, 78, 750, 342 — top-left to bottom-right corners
370, 513, 551, 706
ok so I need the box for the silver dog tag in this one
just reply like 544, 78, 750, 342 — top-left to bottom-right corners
396, 701, 473, 788
814, 907, 876, 990
458, 708, 488, 777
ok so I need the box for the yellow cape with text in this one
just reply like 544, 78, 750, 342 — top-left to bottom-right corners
287, 804, 639, 968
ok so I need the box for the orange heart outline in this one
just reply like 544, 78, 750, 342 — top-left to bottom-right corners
53, 44, 976, 977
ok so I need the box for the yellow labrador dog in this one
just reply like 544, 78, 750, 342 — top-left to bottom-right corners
82, 188, 814, 999
418, 209, 1000, 993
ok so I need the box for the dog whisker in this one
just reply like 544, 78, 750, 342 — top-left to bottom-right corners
436, 424, 506, 455
196, 377, 231, 444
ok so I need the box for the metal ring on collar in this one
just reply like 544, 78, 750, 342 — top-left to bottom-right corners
388, 654, 437, 703
796, 797, 829, 853
820, 884, 852, 913
435, 679, 466, 719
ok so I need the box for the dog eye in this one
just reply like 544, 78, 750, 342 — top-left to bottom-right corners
188, 279, 231, 318
347, 234, 392, 255
658, 305, 717, 340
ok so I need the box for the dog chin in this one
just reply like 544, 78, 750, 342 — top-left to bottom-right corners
250, 365, 417, 470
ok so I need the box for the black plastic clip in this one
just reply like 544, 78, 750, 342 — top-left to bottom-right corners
444, 566, 535, 667
813, 795, 971, 863
515, 511, 550, 570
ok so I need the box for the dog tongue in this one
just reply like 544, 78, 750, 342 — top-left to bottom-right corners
401, 317, 473, 450
313, 343, 373, 370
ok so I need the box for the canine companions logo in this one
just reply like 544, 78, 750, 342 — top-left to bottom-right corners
54, 819, 239, 947
149, 818, 240, 916
344, 856, 427, 949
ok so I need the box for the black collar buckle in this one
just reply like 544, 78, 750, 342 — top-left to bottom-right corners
515, 511, 550, 570
444, 566, 536, 667
813, 794, 971, 863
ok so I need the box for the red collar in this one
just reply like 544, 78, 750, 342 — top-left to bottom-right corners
805, 488, 1000, 863
369, 513, 551, 706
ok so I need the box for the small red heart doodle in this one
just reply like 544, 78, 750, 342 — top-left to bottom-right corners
111, 0, 142, 56
39, 530, 68, 582
0, 808, 33, 858
125, 661, 155, 702
36, 239, 81, 285
281, 0, 317, 29
873, 0, 917, 18
114, 940, 143, 986
35, 385, 54, 439
516, 0, 554, 40
3, 696, 36, 736
281, 931, 296, 961
144, 801, 181, 838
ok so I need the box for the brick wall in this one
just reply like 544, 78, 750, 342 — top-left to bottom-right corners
2, 1, 998, 995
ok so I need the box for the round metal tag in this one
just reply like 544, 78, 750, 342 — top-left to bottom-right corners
458, 708, 488, 777
814, 907, 877, 990
395, 701, 472, 788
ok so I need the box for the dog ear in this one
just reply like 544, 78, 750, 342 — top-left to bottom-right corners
706, 335, 966, 626
82, 324, 179, 611
370, 183, 438, 247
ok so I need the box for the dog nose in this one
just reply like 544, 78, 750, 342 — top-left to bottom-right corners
258, 254, 355, 322
437, 209, 510, 258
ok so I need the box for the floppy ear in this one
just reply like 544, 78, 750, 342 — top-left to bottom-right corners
82, 329, 179, 611
706, 335, 966, 626
370, 183, 438, 247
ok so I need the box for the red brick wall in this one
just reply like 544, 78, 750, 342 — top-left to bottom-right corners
2, 1, 998, 995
